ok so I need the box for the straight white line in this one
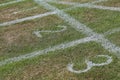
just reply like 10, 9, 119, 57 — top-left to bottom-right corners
12, 7, 38, 14
90, 0, 108, 4
0, 0, 115, 27
0, 36, 95, 66
0, 0, 25, 7
34, 0, 120, 57
0, 11, 56, 26
104, 27, 120, 36
52, 1, 120, 12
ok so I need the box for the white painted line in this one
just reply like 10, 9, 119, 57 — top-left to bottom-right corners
0, 36, 95, 66
54, 1, 120, 12
0, 11, 56, 26
0, 0, 119, 67
33, 25, 67, 38
13, 7, 38, 14
34, 0, 120, 58
104, 27, 120, 36
0, 0, 110, 27
67, 55, 112, 74
0, 0, 25, 7
90, 0, 108, 4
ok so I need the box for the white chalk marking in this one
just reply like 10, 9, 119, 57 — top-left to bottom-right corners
0, 0, 119, 67
0, 36, 95, 66
0, 0, 111, 27
13, 7, 38, 14
67, 55, 112, 74
34, 0, 120, 57
104, 27, 120, 36
0, 0, 25, 7
33, 25, 67, 38
0, 11, 56, 26
54, 1, 120, 12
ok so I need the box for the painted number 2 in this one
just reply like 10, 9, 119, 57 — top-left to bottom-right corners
67, 55, 112, 74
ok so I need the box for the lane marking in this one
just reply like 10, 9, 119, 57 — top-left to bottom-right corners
67, 55, 112, 74
51, 1, 120, 12
12, 7, 38, 14
0, 0, 25, 7
33, 25, 67, 38
104, 27, 120, 36
0, 11, 56, 26
34, 0, 120, 57
0, 36, 95, 66
0, 0, 120, 68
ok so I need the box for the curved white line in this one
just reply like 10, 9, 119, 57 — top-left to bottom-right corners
67, 55, 112, 74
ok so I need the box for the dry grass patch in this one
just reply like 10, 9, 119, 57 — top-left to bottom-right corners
66, 7, 120, 33
0, 0, 48, 23
97, 0, 120, 7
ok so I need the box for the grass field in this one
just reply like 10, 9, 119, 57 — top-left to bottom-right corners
0, 0, 120, 80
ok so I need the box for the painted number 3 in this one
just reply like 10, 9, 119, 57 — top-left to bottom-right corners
67, 55, 112, 74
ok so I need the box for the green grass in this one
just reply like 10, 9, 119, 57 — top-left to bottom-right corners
0, 42, 119, 80
0, 0, 120, 80
66, 7, 120, 34
59, 0, 96, 3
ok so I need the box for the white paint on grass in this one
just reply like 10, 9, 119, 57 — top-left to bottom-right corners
0, 36, 95, 66
54, 1, 120, 12
104, 27, 120, 36
13, 7, 38, 14
0, 11, 56, 26
67, 55, 112, 74
33, 25, 67, 38
34, 0, 120, 57
0, 0, 119, 70
0, 0, 25, 7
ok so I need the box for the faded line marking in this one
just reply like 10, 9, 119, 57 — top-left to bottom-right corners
67, 55, 112, 74
13, 7, 38, 14
0, 36, 95, 66
33, 25, 67, 38
104, 27, 120, 36
0, 0, 25, 7
0, 11, 56, 26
